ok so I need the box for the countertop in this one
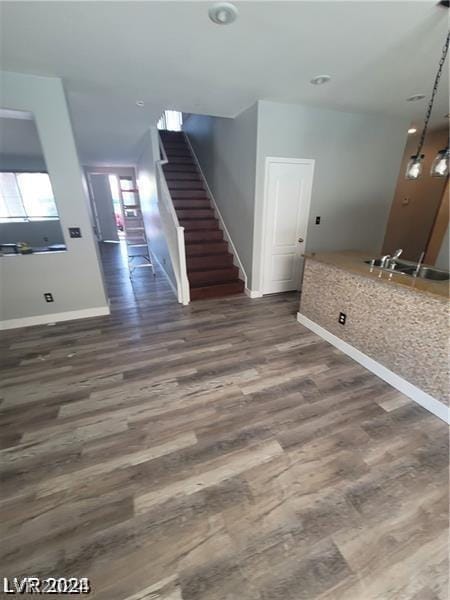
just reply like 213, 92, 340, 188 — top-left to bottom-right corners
304, 250, 450, 300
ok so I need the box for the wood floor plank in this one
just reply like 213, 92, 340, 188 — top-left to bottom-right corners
0, 243, 448, 600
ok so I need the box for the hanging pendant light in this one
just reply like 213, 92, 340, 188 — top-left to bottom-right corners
405, 32, 450, 180
405, 154, 425, 180
430, 147, 449, 177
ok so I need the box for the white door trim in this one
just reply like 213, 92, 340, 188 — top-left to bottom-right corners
261, 157, 315, 295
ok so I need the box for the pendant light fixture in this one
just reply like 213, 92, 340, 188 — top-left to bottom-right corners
405, 32, 450, 180
430, 147, 449, 177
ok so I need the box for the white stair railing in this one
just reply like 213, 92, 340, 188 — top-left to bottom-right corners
155, 134, 190, 305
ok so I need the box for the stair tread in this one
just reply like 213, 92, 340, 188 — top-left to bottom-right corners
189, 279, 245, 299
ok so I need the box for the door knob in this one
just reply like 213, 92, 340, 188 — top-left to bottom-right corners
298, 237, 304, 243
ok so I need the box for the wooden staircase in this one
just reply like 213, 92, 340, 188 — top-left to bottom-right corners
160, 130, 245, 301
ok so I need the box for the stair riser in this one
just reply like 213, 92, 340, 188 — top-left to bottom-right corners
173, 200, 211, 210
163, 162, 197, 171
171, 190, 209, 199
166, 157, 193, 164
180, 220, 219, 230
168, 182, 204, 190
185, 230, 223, 242
164, 172, 201, 181
186, 242, 229, 256
190, 281, 244, 300
188, 267, 239, 284
176, 209, 215, 220
163, 143, 189, 150
187, 255, 234, 270
166, 150, 194, 158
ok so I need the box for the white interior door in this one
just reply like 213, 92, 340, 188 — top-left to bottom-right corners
262, 158, 314, 294
89, 174, 118, 242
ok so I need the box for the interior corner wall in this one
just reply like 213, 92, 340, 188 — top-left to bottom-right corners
136, 127, 177, 294
0, 71, 109, 328
183, 103, 258, 284
252, 100, 409, 292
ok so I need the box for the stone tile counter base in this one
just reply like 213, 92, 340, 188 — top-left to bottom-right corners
298, 256, 449, 420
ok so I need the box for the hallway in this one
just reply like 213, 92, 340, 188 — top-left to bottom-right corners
0, 244, 448, 600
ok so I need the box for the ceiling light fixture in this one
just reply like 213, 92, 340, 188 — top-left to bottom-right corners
405, 32, 450, 180
208, 2, 238, 25
136, 100, 145, 107
407, 128, 417, 134
406, 94, 426, 102
310, 75, 331, 86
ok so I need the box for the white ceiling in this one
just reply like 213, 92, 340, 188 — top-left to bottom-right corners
1, 1, 448, 165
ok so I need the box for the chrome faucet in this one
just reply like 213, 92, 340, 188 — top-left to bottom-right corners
380, 254, 391, 268
388, 248, 403, 270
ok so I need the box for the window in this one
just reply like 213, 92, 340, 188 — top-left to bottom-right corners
157, 110, 183, 131
0, 172, 59, 222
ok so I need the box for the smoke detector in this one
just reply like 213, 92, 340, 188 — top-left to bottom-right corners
406, 94, 426, 102
310, 75, 331, 86
209, 2, 239, 25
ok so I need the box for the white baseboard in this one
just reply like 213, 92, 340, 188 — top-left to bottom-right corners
0, 306, 111, 331
297, 312, 449, 424
245, 288, 263, 299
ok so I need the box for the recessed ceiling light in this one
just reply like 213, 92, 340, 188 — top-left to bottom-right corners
408, 128, 417, 134
136, 100, 145, 107
310, 75, 331, 86
406, 94, 426, 102
209, 2, 238, 25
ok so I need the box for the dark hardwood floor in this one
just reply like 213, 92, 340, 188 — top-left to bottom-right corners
0, 243, 448, 600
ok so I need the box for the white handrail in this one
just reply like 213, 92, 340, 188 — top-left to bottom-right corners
155, 132, 190, 305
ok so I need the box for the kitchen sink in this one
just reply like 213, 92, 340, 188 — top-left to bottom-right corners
417, 267, 450, 281
364, 259, 415, 274
364, 259, 450, 280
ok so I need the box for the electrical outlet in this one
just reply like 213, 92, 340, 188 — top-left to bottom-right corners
315, 216, 321, 225
338, 312, 346, 325
69, 227, 82, 238
44, 293, 54, 303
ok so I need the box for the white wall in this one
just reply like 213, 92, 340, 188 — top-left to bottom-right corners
0, 71, 109, 328
252, 100, 408, 291
183, 103, 258, 282
136, 128, 177, 293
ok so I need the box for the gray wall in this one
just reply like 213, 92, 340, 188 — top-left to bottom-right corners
184, 103, 258, 282
252, 100, 408, 291
136, 128, 177, 293
0, 220, 64, 246
0, 153, 46, 171
0, 71, 108, 327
